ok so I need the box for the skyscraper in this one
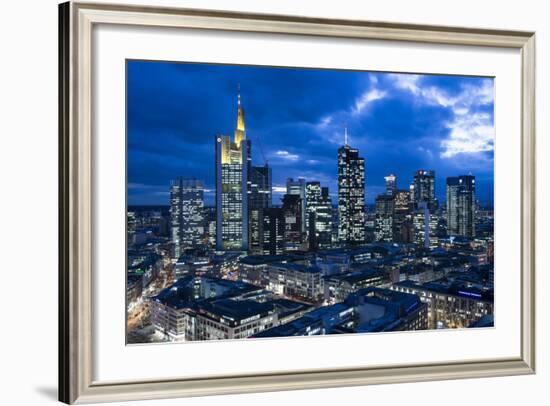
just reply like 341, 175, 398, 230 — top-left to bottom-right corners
170, 177, 205, 258
413, 202, 439, 248
215, 89, 251, 251
282, 194, 303, 251
446, 175, 476, 237
393, 190, 413, 243
306, 182, 333, 250
338, 128, 366, 245
384, 174, 397, 196
248, 164, 272, 254
249, 165, 272, 210
286, 177, 306, 235
411, 170, 437, 211
261, 207, 285, 255
374, 194, 394, 242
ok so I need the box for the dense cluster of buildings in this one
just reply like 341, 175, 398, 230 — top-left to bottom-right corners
127, 90, 494, 343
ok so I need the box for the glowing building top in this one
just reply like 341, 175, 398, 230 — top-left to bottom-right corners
234, 85, 246, 145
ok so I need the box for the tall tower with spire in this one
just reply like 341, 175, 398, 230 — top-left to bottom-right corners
215, 86, 251, 251
337, 127, 366, 245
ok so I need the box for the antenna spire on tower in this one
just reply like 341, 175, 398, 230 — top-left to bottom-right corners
344, 126, 349, 146
237, 83, 241, 106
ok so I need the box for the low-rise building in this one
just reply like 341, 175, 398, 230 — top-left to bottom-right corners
391, 278, 493, 329
266, 263, 324, 302
324, 268, 390, 303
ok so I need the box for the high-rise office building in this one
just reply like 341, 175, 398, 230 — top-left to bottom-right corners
384, 174, 397, 196
282, 194, 303, 251
374, 194, 394, 242
446, 175, 476, 237
249, 165, 272, 210
393, 189, 413, 243
306, 182, 333, 250
215, 90, 251, 251
170, 177, 205, 258
262, 208, 285, 255
413, 202, 439, 248
338, 129, 366, 244
248, 164, 272, 254
286, 178, 306, 235
411, 170, 437, 211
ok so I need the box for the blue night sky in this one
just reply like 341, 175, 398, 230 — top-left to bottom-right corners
127, 60, 494, 207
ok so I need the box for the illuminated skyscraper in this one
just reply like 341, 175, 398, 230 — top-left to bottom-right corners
215, 89, 251, 251
446, 175, 476, 237
282, 194, 303, 251
261, 208, 285, 255
413, 202, 439, 248
170, 177, 205, 258
411, 170, 437, 211
248, 164, 272, 254
306, 182, 333, 250
338, 128, 366, 244
393, 190, 413, 243
286, 177, 306, 235
384, 174, 397, 196
374, 194, 394, 242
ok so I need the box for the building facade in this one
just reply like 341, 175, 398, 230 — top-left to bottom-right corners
170, 177, 205, 258
374, 194, 394, 242
337, 132, 366, 245
286, 177, 306, 234
305, 182, 333, 250
413, 202, 439, 248
215, 91, 251, 251
384, 173, 397, 196
446, 175, 476, 237
281, 194, 303, 251
411, 169, 437, 211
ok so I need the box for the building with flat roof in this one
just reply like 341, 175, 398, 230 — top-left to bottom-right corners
391, 277, 493, 329
324, 268, 390, 303
254, 287, 427, 337
238, 254, 293, 286
195, 299, 277, 340
150, 276, 314, 341
266, 262, 324, 302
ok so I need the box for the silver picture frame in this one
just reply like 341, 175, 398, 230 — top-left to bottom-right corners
59, 1, 536, 403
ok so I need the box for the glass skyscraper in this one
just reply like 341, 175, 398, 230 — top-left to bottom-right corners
215, 91, 251, 251
170, 177, 205, 258
286, 177, 306, 235
305, 182, 333, 250
446, 175, 476, 237
411, 170, 437, 211
337, 130, 365, 245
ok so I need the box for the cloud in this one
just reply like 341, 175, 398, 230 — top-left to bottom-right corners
387, 74, 494, 158
441, 112, 494, 158
352, 88, 387, 115
274, 150, 299, 161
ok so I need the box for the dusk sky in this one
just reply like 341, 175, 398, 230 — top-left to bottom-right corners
127, 60, 494, 207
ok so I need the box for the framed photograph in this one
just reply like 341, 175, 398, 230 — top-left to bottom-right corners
59, 1, 536, 404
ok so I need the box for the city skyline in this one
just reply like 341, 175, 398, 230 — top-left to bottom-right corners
127, 61, 495, 343
128, 61, 495, 207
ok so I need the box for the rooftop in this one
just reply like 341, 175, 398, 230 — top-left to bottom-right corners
269, 262, 322, 274
151, 277, 262, 309
199, 299, 274, 322
239, 255, 292, 266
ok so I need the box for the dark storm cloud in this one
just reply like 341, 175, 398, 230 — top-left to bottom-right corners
127, 60, 494, 206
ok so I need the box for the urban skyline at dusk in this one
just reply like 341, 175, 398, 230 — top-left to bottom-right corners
128, 61, 495, 207
126, 60, 495, 344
